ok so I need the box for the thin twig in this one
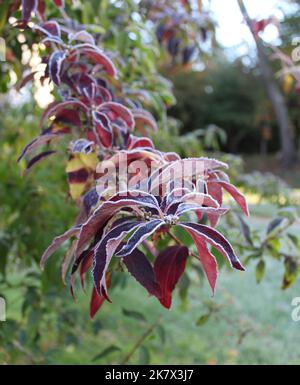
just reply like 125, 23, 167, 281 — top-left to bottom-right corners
121, 316, 162, 365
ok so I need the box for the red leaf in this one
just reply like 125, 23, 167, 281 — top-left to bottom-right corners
90, 273, 112, 319
217, 180, 249, 216
154, 246, 189, 309
183, 229, 218, 294
38, 21, 61, 38
52, 0, 64, 7
92, 111, 113, 148
132, 109, 158, 134
98, 102, 135, 131
70, 47, 117, 78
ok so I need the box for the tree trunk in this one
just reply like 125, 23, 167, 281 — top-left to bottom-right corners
237, 0, 295, 166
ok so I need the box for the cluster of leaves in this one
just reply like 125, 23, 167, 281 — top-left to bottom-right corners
236, 207, 300, 289
141, 0, 213, 65
9, 0, 250, 320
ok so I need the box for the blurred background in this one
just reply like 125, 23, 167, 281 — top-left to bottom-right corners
1, 0, 300, 364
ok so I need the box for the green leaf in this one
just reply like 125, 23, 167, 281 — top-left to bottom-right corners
238, 215, 253, 246
92, 345, 121, 362
287, 233, 300, 248
196, 313, 211, 326
267, 217, 285, 235
255, 260, 265, 284
282, 257, 300, 290
122, 308, 146, 322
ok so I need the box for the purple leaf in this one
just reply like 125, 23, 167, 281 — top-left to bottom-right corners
25, 150, 56, 172
116, 219, 164, 257
48, 51, 66, 86
93, 221, 141, 298
22, 0, 37, 22
123, 248, 160, 296
76, 191, 161, 256
180, 222, 244, 271
40, 226, 81, 269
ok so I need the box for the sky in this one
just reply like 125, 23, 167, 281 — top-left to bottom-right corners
208, 0, 294, 56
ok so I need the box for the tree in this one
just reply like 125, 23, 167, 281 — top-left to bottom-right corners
237, 0, 295, 166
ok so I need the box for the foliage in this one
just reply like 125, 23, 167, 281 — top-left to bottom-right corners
0, 0, 251, 320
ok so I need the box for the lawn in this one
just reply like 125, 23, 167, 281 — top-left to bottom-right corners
2, 202, 300, 365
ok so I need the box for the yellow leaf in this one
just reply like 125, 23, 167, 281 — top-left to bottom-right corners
79, 153, 98, 170
69, 182, 86, 200
66, 156, 85, 173
283, 74, 294, 94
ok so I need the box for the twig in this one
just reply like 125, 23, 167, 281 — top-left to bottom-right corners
121, 316, 162, 365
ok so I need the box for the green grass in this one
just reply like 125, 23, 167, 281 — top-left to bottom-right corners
2, 208, 300, 365
11, 257, 298, 365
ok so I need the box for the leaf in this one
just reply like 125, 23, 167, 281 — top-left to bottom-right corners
238, 215, 253, 246
287, 233, 300, 248
93, 220, 141, 298
90, 274, 111, 319
216, 180, 249, 216
22, 0, 37, 22
61, 240, 77, 284
267, 217, 285, 235
123, 248, 160, 296
48, 51, 66, 86
40, 226, 81, 269
41, 100, 87, 127
53, 0, 64, 7
196, 313, 211, 326
180, 222, 244, 272
122, 308, 146, 322
98, 102, 135, 131
186, 231, 218, 294
91, 345, 121, 362
76, 191, 161, 256
25, 150, 56, 172
34, 21, 61, 38
116, 219, 164, 257
70, 30, 95, 45
17, 132, 62, 162
128, 135, 155, 150
139, 346, 151, 364
149, 158, 228, 194
92, 111, 113, 148
255, 260, 265, 284
154, 245, 189, 309
132, 109, 158, 133
282, 257, 299, 290
71, 47, 117, 78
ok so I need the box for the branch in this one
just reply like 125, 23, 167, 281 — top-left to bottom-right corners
121, 316, 162, 365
